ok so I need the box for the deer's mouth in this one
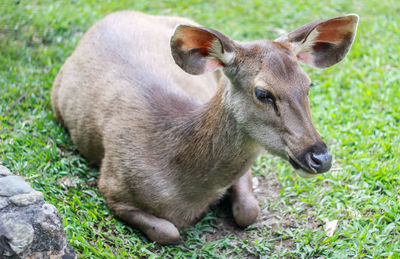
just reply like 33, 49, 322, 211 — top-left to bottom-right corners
288, 156, 301, 169
288, 155, 318, 178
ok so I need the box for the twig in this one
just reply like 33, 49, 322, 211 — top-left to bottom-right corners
1, 94, 25, 117
7, 95, 25, 112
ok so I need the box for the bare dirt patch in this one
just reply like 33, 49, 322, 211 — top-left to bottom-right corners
186, 172, 324, 254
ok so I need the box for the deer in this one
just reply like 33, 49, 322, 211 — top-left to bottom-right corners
51, 11, 359, 244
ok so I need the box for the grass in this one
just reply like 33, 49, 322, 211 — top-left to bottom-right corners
0, 0, 399, 257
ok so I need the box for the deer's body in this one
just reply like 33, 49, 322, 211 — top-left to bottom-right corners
52, 12, 219, 164
52, 11, 358, 244
52, 11, 259, 229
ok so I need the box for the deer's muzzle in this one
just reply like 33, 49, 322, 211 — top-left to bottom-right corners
289, 141, 332, 175
304, 151, 332, 173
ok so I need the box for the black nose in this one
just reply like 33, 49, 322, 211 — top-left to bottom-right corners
305, 151, 332, 173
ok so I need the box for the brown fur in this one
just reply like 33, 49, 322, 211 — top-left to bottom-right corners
51, 11, 358, 244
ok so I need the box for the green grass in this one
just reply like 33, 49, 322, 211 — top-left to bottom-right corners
1, 0, 399, 258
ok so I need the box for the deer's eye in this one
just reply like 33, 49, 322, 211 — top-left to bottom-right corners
254, 87, 275, 104
254, 87, 279, 115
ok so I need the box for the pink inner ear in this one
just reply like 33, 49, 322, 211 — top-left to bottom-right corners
315, 17, 355, 43
204, 58, 223, 73
177, 26, 215, 51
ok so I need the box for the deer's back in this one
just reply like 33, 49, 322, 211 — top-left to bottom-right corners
51, 11, 219, 164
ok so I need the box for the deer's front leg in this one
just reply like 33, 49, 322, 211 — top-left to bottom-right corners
230, 170, 260, 227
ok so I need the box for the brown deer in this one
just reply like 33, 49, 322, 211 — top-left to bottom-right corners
51, 11, 358, 244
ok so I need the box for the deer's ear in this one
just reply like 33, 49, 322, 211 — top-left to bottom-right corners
276, 14, 359, 69
170, 25, 236, 75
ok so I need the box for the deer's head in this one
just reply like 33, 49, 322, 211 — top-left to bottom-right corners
171, 15, 359, 177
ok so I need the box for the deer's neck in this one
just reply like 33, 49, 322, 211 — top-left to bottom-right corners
169, 82, 260, 181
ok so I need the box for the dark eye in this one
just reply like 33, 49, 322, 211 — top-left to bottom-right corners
254, 87, 276, 104
254, 87, 279, 115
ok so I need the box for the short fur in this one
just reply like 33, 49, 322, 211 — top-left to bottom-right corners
51, 11, 358, 244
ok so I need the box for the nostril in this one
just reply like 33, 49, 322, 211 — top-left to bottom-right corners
316, 153, 332, 173
306, 152, 332, 173
311, 153, 322, 165
314, 152, 332, 166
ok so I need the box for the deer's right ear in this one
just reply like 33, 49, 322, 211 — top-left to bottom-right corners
276, 14, 359, 69
170, 25, 236, 75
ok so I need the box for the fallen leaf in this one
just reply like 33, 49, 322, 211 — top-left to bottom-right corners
57, 176, 78, 189
252, 176, 259, 189
324, 219, 339, 237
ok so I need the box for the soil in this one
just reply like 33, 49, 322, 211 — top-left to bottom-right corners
181, 172, 324, 255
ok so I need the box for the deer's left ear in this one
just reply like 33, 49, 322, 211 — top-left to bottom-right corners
276, 14, 359, 69
170, 25, 236, 75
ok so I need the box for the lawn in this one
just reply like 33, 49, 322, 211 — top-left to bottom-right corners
0, 0, 399, 258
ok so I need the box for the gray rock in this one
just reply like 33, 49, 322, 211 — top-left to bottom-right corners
0, 166, 76, 259
0, 197, 8, 209
0, 203, 76, 258
41, 203, 56, 215
0, 216, 34, 254
0, 175, 34, 196
0, 165, 11, 176
36, 203, 65, 235
9, 191, 44, 206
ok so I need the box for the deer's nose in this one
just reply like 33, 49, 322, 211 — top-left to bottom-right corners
305, 151, 332, 173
